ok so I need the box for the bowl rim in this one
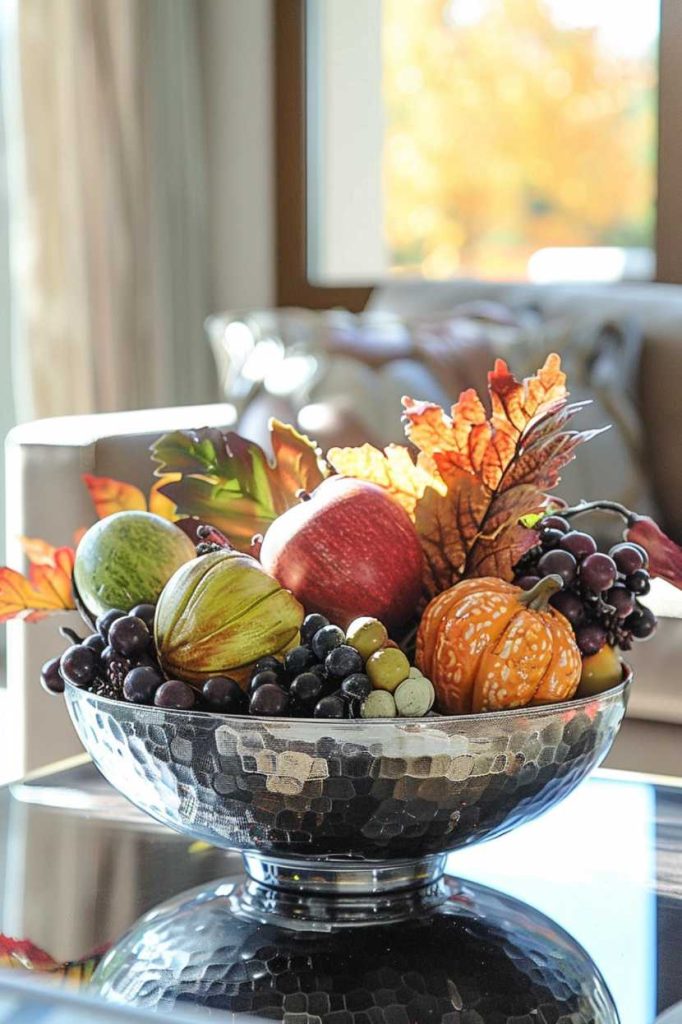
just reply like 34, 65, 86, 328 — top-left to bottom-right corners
64, 664, 632, 728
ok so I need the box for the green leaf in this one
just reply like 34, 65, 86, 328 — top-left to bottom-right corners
151, 429, 224, 475
151, 423, 328, 552
519, 512, 545, 529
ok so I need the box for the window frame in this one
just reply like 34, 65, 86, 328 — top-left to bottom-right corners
276, 0, 680, 310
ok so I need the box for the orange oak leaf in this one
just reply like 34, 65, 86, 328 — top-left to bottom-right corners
0, 545, 75, 622
326, 442, 445, 518
403, 354, 598, 596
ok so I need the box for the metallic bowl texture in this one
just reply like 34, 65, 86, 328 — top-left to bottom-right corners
65, 675, 629, 864
91, 874, 618, 1023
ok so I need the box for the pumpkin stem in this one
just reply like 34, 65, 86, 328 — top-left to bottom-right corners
517, 574, 563, 611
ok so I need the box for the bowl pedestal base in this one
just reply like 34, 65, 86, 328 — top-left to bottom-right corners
243, 851, 447, 897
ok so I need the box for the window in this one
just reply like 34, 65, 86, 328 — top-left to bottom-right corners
276, 0, 679, 308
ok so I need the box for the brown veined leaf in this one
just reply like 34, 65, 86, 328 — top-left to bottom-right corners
489, 352, 566, 437
82, 475, 147, 519
0, 546, 75, 622
326, 442, 445, 519
403, 353, 569, 491
414, 465, 551, 595
403, 354, 598, 596
269, 420, 328, 510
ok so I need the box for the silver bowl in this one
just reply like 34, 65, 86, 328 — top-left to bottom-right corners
91, 874, 618, 1023
65, 673, 630, 893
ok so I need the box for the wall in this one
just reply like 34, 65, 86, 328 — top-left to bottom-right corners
199, 0, 276, 314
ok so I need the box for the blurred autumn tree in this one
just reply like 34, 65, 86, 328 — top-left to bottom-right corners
382, 0, 657, 279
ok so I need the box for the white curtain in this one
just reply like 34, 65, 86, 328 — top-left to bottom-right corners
9, 0, 215, 419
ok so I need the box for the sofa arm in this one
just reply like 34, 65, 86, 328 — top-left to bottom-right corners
4, 404, 237, 780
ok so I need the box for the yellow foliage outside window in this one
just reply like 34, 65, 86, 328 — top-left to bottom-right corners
382, 0, 657, 279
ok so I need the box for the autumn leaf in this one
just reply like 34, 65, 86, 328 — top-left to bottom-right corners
148, 475, 179, 519
327, 443, 445, 518
19, 537, 63, 566
82, 473, 178, 521
152, 419, 328, 551
624, 515, 682, 591
0, 935, 58, 971
271, 421, 329, 498
403, 354, 599, 596
82, 475, 147, 518
0, 545, 75, 622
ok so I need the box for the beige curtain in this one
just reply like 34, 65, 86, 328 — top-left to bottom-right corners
11, 0, 215, 419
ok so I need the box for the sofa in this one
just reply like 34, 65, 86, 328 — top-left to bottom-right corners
5, 280, 682, 779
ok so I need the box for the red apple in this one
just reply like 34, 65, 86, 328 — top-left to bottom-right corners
260, 477, 423, 632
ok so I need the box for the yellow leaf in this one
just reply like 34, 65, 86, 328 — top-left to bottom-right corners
0, 546, 75, 622
148, 474, 180, 520
326, 443, 445, 518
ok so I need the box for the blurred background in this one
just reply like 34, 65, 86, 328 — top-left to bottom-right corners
2, 0, 682, 779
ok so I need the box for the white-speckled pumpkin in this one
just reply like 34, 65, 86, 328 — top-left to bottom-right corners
416, 575, 581, 715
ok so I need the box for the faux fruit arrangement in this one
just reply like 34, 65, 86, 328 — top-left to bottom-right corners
5, 353, 682, 720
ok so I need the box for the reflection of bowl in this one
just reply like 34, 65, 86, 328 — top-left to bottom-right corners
65, 672, 630, 890
92, 874, 618, 1022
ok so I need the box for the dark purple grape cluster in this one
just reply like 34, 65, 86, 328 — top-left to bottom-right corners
242, 613, 374, 719
41, 604, 197, 713
514, 515, 656, 655
39, 605, 382, 720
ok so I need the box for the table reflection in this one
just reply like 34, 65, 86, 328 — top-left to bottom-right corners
0, 762, 678, 1023
92, 873, 619, 1023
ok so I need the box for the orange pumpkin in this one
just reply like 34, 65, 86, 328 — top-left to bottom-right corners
416, 574, 581, 715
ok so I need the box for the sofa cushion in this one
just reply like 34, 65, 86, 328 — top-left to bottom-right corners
207, 304, 659, 532
370, 280, 682, 540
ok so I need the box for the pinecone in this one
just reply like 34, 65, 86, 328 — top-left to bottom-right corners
90, 675, 124, 701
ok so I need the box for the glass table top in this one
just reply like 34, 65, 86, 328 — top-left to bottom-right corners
0, 758, 679, 1023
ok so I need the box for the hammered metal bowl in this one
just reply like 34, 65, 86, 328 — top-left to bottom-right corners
92, 874, 619, 1023
64, 672, 630, 885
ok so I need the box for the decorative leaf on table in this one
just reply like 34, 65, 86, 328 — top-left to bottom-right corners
402, 353, 601, 597
0, 933, 107, 983
0, 934, 58, 971
326, 442, 445, 518
0, 544, 75, 622
151, 420, 328, 551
